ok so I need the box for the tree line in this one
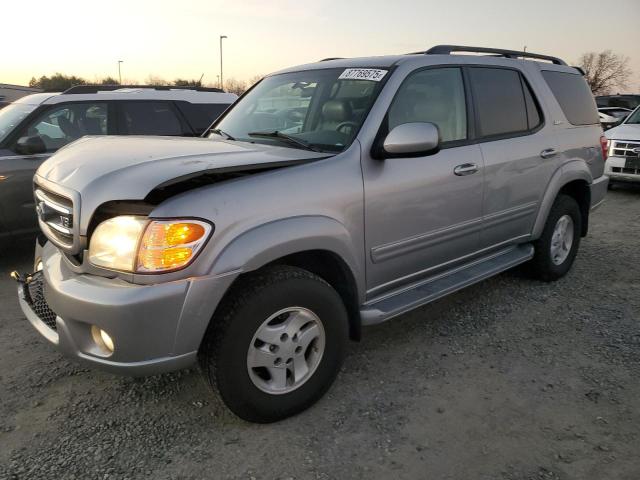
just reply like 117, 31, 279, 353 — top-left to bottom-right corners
28, 73, 263, 96
26, 50, 636, 97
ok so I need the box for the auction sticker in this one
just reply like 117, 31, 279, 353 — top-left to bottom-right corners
338, 68, 388, 82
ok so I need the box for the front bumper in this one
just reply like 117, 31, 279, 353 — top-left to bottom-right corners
605, 157, 640, 183
17, 242, 237, 376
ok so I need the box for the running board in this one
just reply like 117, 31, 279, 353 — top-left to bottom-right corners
360, 244, 534, 326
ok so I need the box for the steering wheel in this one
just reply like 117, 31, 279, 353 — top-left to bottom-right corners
336, 121, 358, 134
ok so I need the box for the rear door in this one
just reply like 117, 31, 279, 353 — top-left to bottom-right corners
468, 66, 558, 249
116, 101, 190, 136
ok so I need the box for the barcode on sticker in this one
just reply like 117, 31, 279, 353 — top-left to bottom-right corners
338, 68, 388, 82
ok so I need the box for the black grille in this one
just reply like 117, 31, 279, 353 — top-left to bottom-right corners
26, 273, 58, 331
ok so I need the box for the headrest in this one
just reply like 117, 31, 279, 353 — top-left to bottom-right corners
322, 100, 352, 122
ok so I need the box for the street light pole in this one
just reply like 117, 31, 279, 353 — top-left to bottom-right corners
219, 35, 227, 90
118, 60, 124, 85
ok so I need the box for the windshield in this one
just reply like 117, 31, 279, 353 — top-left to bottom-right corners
211, 67, 389, 152
624, 107, 640, 125
0, 103, 37, 143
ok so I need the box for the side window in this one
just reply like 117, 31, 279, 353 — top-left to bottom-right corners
120, 101, 183, 136
470, 68, 531, 137
23, 102, 108, 151
388, 68, 467, 142
541, 71, 599, 125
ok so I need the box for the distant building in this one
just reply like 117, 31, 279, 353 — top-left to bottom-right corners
0, 84, 43, 108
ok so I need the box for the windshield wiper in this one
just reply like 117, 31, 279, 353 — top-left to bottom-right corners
247, 130, 319, 152
210, 128, 236, 140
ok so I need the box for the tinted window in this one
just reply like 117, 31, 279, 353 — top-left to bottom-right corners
176, 102, 230, 136
542, 71, 599, 125
120, 101, 183, 135
470, 68, 528, 137
23, 102, 108, 151
388, 68, 467, 142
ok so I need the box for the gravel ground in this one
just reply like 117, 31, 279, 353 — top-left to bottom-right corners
1, 185, 639, 480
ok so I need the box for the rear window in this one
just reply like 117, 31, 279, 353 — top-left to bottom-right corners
542, 71, 599, 126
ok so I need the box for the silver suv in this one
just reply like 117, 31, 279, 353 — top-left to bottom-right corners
15, 45, 608, 422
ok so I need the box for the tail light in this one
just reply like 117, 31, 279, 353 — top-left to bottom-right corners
600, 135, 608, 161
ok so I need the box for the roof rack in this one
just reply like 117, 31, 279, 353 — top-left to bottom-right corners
62, 85, 224, 94
419, 45, 567, 66
318, 57, 344, 62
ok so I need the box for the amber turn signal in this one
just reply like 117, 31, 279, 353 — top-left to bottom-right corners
137, 220, 211, 272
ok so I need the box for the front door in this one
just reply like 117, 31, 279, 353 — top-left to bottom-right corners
362, 67, 484, 296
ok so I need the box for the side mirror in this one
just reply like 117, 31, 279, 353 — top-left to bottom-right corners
15, 135, 47, 155
382, 122, 440, 157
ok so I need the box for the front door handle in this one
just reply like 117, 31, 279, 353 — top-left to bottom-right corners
540, 148, 557, 159
453, 163, 478, 176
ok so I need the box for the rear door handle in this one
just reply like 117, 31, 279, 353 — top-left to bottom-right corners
540, 148, 557, 159
453, 163, 478, 176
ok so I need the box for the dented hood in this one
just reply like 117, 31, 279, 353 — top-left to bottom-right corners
35, 135, 328, 234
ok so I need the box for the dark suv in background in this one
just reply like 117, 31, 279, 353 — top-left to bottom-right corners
596, 94, 640, 110
0, 85, 237, 242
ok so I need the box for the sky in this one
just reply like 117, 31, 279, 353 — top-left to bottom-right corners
3, 0, 640, 91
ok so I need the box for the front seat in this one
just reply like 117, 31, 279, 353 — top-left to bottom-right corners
58, 116, 81, 139
319, 100, 353, 131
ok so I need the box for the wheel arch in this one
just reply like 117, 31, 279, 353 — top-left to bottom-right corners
532, 163, 592, 239
207, 216, 365, 341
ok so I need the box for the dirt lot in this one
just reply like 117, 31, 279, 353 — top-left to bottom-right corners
1, 185, 639, 480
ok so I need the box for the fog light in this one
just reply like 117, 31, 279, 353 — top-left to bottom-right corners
35, 259, 43, 272
91, 326, 115, 353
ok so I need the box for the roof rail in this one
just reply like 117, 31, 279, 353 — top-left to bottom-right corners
420, 45, 567, 66
318, 57, 344, 62
62, 85, 224, 94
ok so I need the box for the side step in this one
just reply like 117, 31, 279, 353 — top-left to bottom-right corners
360, 244, 534, 326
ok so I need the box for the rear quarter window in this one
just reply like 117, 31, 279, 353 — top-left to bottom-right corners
542, 71, 599, 126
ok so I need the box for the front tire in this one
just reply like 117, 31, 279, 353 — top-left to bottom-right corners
528, 194, 582, 282
199, 265, 348, 423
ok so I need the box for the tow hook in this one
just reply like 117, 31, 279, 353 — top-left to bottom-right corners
10, 271, 33, 285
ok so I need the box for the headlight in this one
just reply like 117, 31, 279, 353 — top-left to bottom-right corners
88, 216, 211, 273
89, 216, 148, 271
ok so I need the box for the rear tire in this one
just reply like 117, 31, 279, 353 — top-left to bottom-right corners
199, 265, 348, 423
528, 194, 582, 282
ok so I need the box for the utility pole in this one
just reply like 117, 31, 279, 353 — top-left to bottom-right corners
118, 60, 124, 84
523, 46, 527, 52
219, 35, 227, 90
